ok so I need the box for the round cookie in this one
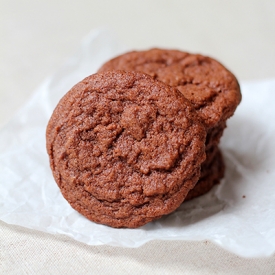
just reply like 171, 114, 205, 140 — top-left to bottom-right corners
185, 148, 225, 201
46, 71, 206, 228
98, 48, 241, 131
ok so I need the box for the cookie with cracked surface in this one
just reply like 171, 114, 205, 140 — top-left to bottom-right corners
46, 71, 206, 228
98, 48, 241, 131
185, 148, 225, 201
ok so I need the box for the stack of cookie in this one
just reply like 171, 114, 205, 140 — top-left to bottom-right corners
98, 49, 241, 201
46, 49, 241, 228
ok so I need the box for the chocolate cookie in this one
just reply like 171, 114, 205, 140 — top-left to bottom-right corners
46, 71, 206, 228
205, 121, 226, 150
98, 49, 241, 131
185, 148, 224, 201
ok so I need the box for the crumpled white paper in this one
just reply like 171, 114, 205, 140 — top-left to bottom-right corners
1, 29, 275, 258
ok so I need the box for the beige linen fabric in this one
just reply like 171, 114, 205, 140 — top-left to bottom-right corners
1, 0, 275, 274
1, 222, 275, 274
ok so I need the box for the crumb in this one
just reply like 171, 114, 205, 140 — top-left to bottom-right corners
242, 195, 246, 198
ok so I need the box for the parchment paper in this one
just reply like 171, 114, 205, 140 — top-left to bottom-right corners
1, 29, 275, 258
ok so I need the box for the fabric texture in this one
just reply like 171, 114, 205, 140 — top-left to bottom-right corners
1, 221, 275, 275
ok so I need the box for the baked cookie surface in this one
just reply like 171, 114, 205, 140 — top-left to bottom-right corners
185, 148, 225, 201
98, 49, 241, 129
46, 71, 206, 228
